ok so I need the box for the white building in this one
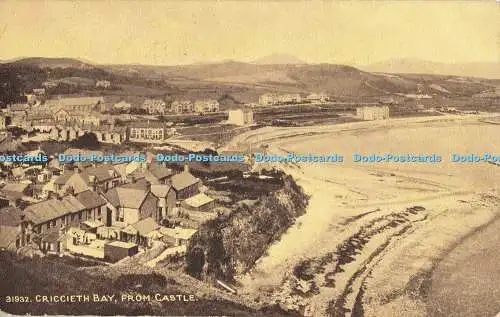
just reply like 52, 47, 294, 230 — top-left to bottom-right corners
356, 106, 390, 121
96, 80, 111, 89
194, 99, 220, 113
228, 109, 254, 126
306, 92, 329, 103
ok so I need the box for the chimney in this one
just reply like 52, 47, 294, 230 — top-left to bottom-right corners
184, 163, 189, 173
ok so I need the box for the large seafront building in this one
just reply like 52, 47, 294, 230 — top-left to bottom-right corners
356, 106, 390, 121
228, 109, 254, 126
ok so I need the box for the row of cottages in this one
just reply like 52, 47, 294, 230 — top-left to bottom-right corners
258, 93, 302, 106
52, 108, 102, 127
306, 92, 329, 103
142, 99, 167, 115
194, 99, 220, 113
356, 106, 390, 121
96, 80, 111, 88
21, 190, 107, 249
5, 103, 31, 126
141, 99, 220, 115
128, 121, 175, 143
171, 100, 194, 113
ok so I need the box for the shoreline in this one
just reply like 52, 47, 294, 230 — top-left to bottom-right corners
234, 114, 499, 316
423, 213, 500, 317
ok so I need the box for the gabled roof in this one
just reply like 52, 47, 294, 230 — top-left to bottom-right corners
171, 171, 199, 191
85, 165, 120, 183
1, 182, 29, 193
76, 190, 107, 209
120, 178, 150, 191
103, 187, 148, 209
47, 97, 103, 108
148, 163, 173, 180
132, 217, 159, 236
24, 196, 86, 225
183, 193, 214, 208
150, 184, 173, 198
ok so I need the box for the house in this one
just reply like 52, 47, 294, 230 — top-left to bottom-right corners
259, 93, 279, 106
171, 166, 200, 200
76, 190, 108, 225
0, 206, 24, 250
0, 182, 30, 207
26, 113, 55, 132
102, 187, 158, 227
128, 121, 174, 143
10, 167, 25, 181
54, 165, 121, 195
159, 226, 197, 247
53, 108, 102, 127
96, 80, 111, 89
46, 96, 104, 113
93, 126, 127, 144
121, 217, 160, 247
306, 92, 329, 103
142, 99, 167, 115
170, 100, 194, 113
194, 99, 220, 113
150, 184, 177, 219
6, 103, 30, 125
22, 195, 88, 245
104, 240, 138, 262
356, 106, 390, 120
279, 94, 302, 104
112, 100, 132, 112
181, 193, 215, 213
228, 108, 254, 126
143, 163, 174, 184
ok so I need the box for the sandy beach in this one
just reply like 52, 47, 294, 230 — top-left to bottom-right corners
230, 114, 499, 316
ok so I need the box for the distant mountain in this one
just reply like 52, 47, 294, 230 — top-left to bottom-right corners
6, 57, 95, 69
252, 54, 306, 65
362, 58, 500, 79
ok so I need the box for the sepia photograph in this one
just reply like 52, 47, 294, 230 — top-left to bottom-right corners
0, 1, 499, 316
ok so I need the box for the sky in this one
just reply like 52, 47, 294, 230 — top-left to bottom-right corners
0, 1, 498, 66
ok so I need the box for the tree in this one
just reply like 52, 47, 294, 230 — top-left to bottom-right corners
70, 132, 100, 149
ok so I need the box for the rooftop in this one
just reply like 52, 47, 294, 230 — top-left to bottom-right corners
183, 193, 215, 208
24, 196, 86, 225
159, 226, 197, 240
106, 240, 137, 249
171, 171, 199, 191
76, 190, 107, 209
104, 187, 148, 209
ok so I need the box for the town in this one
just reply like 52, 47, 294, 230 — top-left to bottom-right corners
1, 75, 497, 265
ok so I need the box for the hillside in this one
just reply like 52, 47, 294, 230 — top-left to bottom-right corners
252, 54, 306, 65
2, 57, 498, 106
362, 58, 500, 80
7, 57, 94, 69
0, 251, 297, 316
